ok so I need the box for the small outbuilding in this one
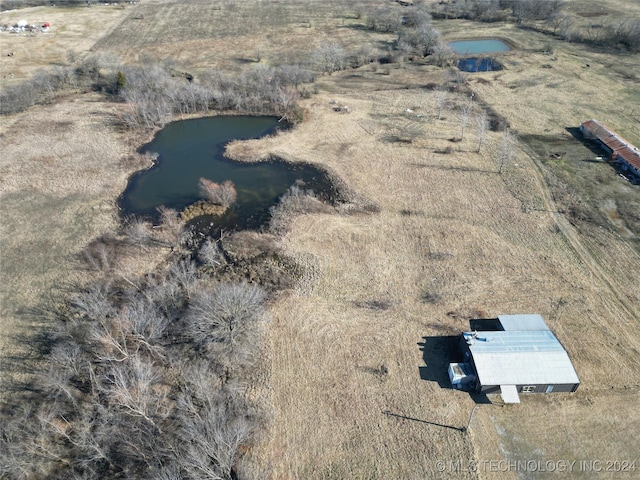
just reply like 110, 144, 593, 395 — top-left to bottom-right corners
449, 314, 580, 404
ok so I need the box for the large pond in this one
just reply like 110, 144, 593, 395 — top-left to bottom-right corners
449, 39, 511, 55
119, 116, 337, 230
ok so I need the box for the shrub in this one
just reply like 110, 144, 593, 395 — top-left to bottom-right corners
199, 178, 238, 208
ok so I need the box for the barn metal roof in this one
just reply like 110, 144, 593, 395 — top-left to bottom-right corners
581, 119, 640, 171
465, 330, 580, 386
498, 314, 549, 331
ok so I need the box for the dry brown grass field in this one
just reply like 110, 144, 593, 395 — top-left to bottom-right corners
1, 0, 640, 478
0, 95, 163, 387
0, 4, 130, 85
91, 0, 378, 74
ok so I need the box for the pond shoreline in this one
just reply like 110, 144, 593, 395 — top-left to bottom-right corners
117, 113, 348, 231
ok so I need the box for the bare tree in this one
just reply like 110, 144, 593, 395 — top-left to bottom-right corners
459, 101, 472, 141
170, 259, 199, 299
199, 178, 238, 208
433, 85, 448, 120
608, 19, 640, 51
156, 206, 186, 247
89, 314, 132, 363
0, 405, 72, 479
105, 355, 169, 431
546, 12, 574, 36
70, 283, 115, 323
81, 240, 115, 273
430, 42, 457, 67
125, 216, 153, 246
37, 363, 80, 407
279, 64, 315, 89
366, 7, 401, 32
513, 0, 564, 23
143, 275, 184, 319
124, 297, 168, 358
178, 393, 255, 480
269, 185, 329, 235
187, 283, 266, 369
354, 43, 374, 67
312, 42, 348, 75
199, 239, 225, 268
476, 109, 489, 153
152, 463, 184, 480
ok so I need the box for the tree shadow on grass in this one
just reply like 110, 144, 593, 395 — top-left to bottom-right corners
0, 306, 54, 396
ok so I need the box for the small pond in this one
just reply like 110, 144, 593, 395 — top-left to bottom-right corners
119, 116, 338, 230
449, 39, 511, 55
457, 57, 502, 72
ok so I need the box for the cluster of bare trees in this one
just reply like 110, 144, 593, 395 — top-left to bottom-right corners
312, 42, 348, 75
118, 61, 315, 128
199, 178, 238, 209
428, 0, 561, 23
1, 229, 269, 479
424, 0, 639, 52
0, 65, 76, 115
0, 52, 117, 115
1, 52, 316, 123
543, 15, 640, 52
0, 0, 128, 10
365, 3, 457, 67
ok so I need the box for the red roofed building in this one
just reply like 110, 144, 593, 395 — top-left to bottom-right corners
580, 119, 640, 180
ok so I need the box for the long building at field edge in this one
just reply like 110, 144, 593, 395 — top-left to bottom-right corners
580, 119, 640, 180
448, 314, 580, 404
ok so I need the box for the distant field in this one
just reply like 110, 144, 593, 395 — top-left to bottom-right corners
93, 0, 382, 73
0, 4, 130, 85
1, 0, 640, 478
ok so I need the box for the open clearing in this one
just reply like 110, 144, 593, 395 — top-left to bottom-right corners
1, 1, 639, 478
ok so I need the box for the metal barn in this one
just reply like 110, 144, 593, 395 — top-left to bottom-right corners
580, 119, 640, 180
449, 314, 580, 404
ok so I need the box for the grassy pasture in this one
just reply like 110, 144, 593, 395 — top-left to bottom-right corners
227, 85, 640, 477
1, 0, 639, 478
0, 95, 157, 388
93, 0, 387, 73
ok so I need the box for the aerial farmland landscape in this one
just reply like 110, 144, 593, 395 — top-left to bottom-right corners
0, 1, 639, 479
